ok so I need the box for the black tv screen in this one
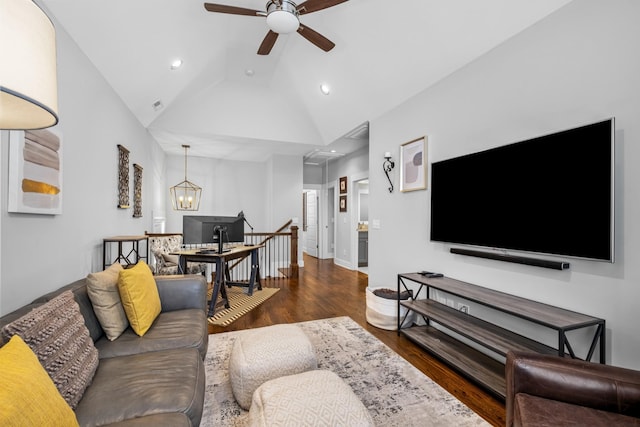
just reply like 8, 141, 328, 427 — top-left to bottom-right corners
430, 118, 614, 262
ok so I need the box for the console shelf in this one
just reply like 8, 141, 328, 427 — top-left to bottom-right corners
397, 273, 606, 400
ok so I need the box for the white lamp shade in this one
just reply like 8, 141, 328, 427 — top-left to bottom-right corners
266, 10, 299, 34
0, 0, 59, 130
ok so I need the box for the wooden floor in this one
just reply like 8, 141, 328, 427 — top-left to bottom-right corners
209, 253, 505, 426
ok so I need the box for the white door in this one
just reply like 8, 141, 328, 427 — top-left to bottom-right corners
305, 190, 319, 257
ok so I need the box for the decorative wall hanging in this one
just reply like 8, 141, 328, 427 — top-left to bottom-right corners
133, 163, 143, 218
8, 128, 63, 214
339, 195, 347, 213
400, 136, 427, 192
339, 176, 347, 194
117, 144, 129, 208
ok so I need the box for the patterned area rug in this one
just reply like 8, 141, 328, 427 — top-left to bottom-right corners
201, 316, 490, 426
207, 286, 280, 327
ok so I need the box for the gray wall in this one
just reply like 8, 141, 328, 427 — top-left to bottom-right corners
0, 11, 304, 315
1, 19, 159, 313
369, 0, 640, 369
326, 147, 369, 269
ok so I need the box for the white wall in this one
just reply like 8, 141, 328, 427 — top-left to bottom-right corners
267, 154, 304, 232
370, 0, 640, 369
1, 16, 160, 314
326, 147, 369, 269
268, 154, 304, 266
163, 155, 269, 233
0, 18, 307, 316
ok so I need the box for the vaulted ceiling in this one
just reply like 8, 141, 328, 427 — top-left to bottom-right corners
42, 0, 571, 161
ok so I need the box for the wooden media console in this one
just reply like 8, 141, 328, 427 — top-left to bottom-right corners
397, 273, 605, 400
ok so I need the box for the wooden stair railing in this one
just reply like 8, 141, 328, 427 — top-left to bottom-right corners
228, 219, 299, 278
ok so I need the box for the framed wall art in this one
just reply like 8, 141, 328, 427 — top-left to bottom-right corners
117, 144, 130, 208
400, 136, 427, 192
339, 195, 347, 213
339, 176, 347, 194
8, 128, 63, 215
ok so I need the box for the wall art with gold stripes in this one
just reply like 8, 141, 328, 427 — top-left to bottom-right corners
8, 128, 63, 215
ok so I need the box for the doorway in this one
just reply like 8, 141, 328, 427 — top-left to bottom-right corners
355, 179, 369, 273
303, 189, 319, 257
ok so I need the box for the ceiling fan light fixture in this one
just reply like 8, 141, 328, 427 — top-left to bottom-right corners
266, 1, 299, 34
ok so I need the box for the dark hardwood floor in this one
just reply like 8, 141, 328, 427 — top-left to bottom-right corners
209, 253, 505, 426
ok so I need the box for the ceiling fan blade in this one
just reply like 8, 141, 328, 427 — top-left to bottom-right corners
258, 31, 279, 55
203, 3, 264, 16
296, 0, 348, 15
297, 24, 335, 52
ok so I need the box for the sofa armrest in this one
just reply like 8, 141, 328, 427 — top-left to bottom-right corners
506, 351, 640, 426
155, 275, 207, 313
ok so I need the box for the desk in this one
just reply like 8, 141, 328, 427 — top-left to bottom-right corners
174, 245, 262, 317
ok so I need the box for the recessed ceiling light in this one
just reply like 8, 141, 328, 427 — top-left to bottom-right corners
245, 68, 255, 77
320, 83, 330, 95
170, 59, 183, 70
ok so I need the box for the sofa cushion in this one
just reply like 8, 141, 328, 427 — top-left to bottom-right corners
87, 262, 129, 341
99, 413, 192, 426
74, 347, 205, 427
229, 324, 317, 409
247, 370, 375, 427
0, 335, 80, 427
95, 308, 208, 359
1, 290, 99, 409
514, 393, 640, 427
118, 261, 161, 336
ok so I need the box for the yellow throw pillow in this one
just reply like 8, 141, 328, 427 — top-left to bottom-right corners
0, 335, 80, 427
118, 261, 161, 336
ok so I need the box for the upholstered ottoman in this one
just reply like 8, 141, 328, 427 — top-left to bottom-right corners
229, 324, 317, 409
246, 370, 375, 427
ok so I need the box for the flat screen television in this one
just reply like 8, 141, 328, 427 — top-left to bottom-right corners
430, 118, 615, 262
183, 215, 245, 245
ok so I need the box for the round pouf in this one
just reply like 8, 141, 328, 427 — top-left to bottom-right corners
229, 324, 317, 410
246, 370, 375, 427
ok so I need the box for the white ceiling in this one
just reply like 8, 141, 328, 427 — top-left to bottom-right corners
42, 0, 572, 161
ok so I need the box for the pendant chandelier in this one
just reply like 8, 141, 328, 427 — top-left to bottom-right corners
170, 145, 201, 211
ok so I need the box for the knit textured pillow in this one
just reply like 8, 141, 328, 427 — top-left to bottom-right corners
1, 290, 99, 410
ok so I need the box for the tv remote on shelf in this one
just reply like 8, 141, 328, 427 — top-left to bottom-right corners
418, 271, 443, 278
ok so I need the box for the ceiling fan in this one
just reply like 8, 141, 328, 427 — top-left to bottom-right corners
203, 0, 348, 55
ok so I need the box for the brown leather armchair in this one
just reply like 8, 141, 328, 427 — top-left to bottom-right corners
506, 351, 640, 427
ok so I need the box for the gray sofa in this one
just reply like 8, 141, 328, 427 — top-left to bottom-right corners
0, 274, 208, 427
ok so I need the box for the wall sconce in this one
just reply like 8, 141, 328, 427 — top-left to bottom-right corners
1, 0, 59, 130
383, 152, 395, 193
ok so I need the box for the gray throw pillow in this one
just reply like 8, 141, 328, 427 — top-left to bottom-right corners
1, 290, 99, 409
86, 262, 129, 341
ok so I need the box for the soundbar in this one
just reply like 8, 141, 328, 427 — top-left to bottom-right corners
450, 248, 570, 270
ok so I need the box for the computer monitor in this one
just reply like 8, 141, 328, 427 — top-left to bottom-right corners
183, 215, 245, 246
